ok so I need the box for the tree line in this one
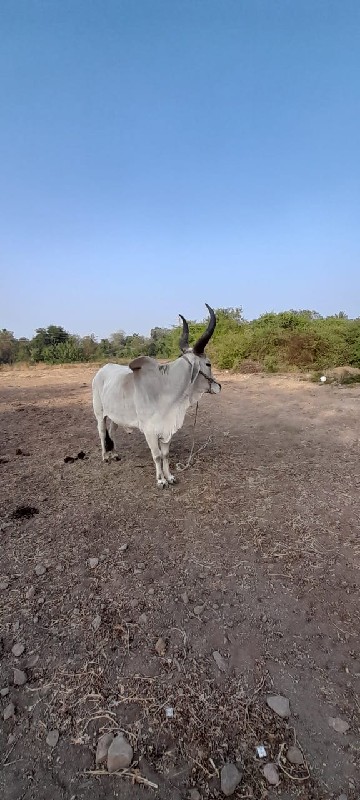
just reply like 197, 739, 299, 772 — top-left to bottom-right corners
1, 308, 360, 372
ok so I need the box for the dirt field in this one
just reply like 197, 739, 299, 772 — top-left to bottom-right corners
0, 364, 359, 800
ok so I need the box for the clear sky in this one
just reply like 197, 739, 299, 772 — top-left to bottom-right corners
1, 0, 359, 339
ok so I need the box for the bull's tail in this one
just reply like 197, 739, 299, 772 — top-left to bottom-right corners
104, 417, 114, 452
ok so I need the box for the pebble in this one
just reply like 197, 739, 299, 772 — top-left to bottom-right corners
13, 668, 27, 686
212, 650, 227, 672
26, 653, 39, 668
220, 762, 242, 796
139, 613, 148, 625
1, 687, 10, 697
3, 702, 15, 721
266, 694, 290, 718
137, 562, 146, 570
189, 790, 201, 800
181, 591, 189, 605
96, 732, 114, 765
12, 643, 25, 657
194, 605, 205, 616
107, 732, 133, 771
148, 587, 155, 595
338, 794, 348, 800
92, 615, 101, 632
263, 763, 280, 786
119, 543, 128, 552
328, 716, 350, 734
89, 558, 99, 569
155, 637, 166, 656
35, 564, 46, 576
0, 577, 10, 590
46, 729, 59, 748
286, 745, 304, 765
26, 586, 35, 600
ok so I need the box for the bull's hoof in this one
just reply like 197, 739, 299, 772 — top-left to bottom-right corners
157, 479, 168, 489
167, 475, 177, 485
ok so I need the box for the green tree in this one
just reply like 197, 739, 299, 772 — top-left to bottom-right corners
0, 329, 17, 363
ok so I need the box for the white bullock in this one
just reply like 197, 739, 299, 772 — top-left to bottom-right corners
92, 304, 221, 486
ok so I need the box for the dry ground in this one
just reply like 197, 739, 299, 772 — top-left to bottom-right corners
0, 364, 359, 800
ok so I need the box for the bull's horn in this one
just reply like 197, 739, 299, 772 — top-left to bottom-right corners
193, 304, 216, 355
179, 314, 190, 352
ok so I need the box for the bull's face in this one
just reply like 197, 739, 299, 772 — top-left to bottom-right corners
196, 353, 221, 395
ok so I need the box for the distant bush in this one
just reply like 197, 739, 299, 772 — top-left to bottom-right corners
1, 309, 360, 373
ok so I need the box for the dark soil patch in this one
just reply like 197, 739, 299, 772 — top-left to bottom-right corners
11, 505, 39, 520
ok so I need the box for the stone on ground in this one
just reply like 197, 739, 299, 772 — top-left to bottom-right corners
220, 762, 242, 796
266, 694, 290, 718
107, 733, 133, 772
96, 732, 114, 765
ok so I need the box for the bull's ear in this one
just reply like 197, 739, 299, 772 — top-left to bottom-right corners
190, 361, 200, 383
129, 356, 155, 371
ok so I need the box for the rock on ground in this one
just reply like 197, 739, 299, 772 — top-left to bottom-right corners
263, 763, 280, 785
12, 643, 25, 657
92, 614, 101, 632
26, 653, 39, 668
89, 557, 99, 569
107, 733, 133, 772
328, 716, 350, 734
96, 732, 114, 765
3, 702, 15, 721
13, 668, 27, 686
46, 729, 59, 747
266, 694, 290, 718
35, 564, 46, 576
220, 763, 242, 796
286, 745, 304, 765
155, 637, 166, 656
213, 650, 227, 672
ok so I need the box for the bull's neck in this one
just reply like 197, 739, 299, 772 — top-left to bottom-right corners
164, 356, 194, 404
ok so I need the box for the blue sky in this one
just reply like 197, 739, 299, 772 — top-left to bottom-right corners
1, 0, 359, 339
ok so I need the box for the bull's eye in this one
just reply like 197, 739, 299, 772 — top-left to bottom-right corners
206, 361, 211, 368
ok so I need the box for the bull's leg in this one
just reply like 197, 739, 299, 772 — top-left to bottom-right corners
93, 383, 109, 461
144, 432, 168, 488
160, 438, 176, 485
108, 421, 120, 460
96, 417, 108, 461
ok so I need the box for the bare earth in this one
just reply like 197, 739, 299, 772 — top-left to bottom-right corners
0, 364, 359, 800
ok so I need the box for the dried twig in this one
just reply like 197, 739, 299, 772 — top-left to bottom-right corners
84, 768, 158, 789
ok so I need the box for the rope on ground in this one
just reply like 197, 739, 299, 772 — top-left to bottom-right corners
176, 403, 212, 472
